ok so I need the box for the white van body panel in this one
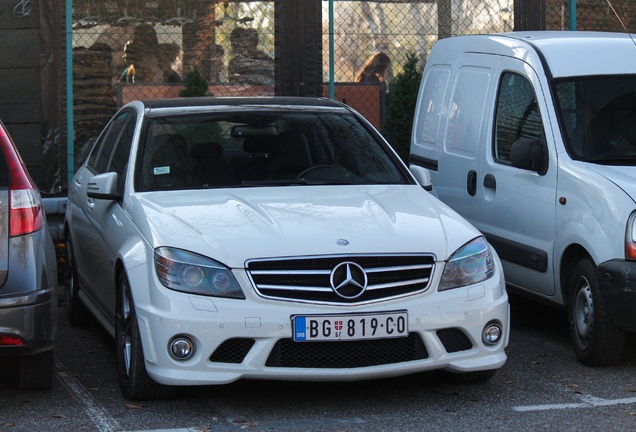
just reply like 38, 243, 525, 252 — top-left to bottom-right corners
410, 31, 636, 365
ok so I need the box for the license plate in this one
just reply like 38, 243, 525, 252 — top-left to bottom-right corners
292, 311, 408, 342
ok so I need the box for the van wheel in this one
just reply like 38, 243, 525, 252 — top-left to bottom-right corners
17, 350, 55, 390
64, 235, 91, 326
115, 273, 175, 400
568, 258, 625, 366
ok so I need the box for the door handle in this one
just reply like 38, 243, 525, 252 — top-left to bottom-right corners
467, 170, 477, 196
483, 173, 496, 190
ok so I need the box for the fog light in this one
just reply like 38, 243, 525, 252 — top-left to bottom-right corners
482, 322, 502, 345
169, 335, 195, 360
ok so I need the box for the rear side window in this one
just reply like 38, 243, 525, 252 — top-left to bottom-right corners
493, 72, 543, 163
446, 67, 491, 155
414, 67, 450, 149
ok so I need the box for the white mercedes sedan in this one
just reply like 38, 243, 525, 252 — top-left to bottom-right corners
64, 97, 509, 400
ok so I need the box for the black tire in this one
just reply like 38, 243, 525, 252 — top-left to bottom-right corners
115, 273, 175, 400
64, 235, 91, 326
567, 257, 625, 366
444, 369, 498, 384
17, 350, 55, 391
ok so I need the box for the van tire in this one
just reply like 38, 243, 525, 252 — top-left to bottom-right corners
567, 258, 625, 366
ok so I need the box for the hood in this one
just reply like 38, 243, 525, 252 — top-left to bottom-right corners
588, 165, 636, 203
131, 185, 479, 268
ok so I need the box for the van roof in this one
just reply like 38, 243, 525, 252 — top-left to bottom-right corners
435, 31, 636, 78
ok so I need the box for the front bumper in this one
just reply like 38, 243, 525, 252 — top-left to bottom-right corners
131, 268, 509, 386
597, 259, 636, 330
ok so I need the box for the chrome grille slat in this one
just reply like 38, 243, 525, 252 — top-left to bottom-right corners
249, 269, 332, 276
365, 278, 431, 291
256, 284, 334, 292
365, 264, 433, 273
246, 254, 435, 304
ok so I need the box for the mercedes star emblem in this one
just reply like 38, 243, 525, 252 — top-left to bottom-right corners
330, 261, 368, 299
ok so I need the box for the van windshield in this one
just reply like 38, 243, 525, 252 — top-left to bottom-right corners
554, 75, 636, 164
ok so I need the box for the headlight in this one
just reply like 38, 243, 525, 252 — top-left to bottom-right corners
626, 212, 636, 260
154, 247, 245, 299
439, 237, 495, 291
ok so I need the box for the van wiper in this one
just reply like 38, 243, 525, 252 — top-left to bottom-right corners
579, 154, 636, 165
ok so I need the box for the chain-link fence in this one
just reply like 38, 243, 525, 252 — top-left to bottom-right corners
546, 0, 636, 32
70, 0, 517, 168
3, 0, 635, 194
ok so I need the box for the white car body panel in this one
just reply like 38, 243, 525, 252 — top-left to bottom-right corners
132, 186, 477, 266
66, 97, 509, 390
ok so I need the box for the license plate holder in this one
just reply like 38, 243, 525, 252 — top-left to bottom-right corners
292, 311, 408, 342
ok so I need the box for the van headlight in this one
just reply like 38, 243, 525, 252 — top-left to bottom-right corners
439, 237, 495, 291
154, 247, 245, 299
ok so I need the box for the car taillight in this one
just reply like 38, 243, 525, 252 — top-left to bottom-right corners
0, 124, 44, 237
0, 334, 24, 346
10, 189, 43, 236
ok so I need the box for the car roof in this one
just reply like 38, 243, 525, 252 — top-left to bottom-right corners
140, 96, 346, 110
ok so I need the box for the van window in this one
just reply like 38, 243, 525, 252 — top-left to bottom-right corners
554, 75, 636, 162
414, 68, 450, 149
493, 72, 543, 163
446, 68, 490, 155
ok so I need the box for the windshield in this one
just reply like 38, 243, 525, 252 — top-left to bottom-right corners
554, 75, 636, 164
137, 110, 409, 191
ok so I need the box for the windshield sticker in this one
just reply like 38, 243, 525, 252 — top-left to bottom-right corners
154, 166, 171, 175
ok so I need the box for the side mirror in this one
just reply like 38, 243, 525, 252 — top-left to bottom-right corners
87, 172, 121, 200
409, 165, 433, 191
510, 138, 548, 175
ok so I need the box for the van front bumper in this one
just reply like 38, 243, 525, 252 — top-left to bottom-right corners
597, 260, 636, 331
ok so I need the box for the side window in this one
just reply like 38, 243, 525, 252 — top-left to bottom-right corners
87, 111, 131, 174
109, 113, 136, 194
493, 72, 543, 163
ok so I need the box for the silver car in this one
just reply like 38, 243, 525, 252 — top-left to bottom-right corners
0, 120, 58, 390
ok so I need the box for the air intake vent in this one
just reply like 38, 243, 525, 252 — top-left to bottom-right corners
265, 333, 428, 368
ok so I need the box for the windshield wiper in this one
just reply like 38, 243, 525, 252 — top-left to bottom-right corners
240, 178, 310, 186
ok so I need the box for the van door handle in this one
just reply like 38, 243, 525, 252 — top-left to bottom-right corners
467, 170, 477, 196
483, 173, 496, 190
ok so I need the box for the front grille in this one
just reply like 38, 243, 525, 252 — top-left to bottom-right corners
265, 333, 428, 368
247, 254, 435, 304
209, 338, 255, 363
437, 328, 473, 353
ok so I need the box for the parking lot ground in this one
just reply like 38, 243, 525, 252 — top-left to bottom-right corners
1, 292, 636, 432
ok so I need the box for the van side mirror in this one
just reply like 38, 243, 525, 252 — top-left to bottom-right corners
409, 165, 433, 191
510, 138, 548, 175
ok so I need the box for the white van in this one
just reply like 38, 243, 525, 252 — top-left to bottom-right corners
409, 31, 636, 366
